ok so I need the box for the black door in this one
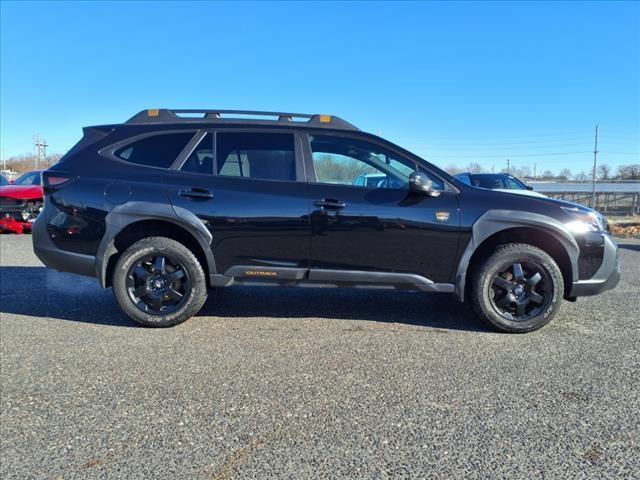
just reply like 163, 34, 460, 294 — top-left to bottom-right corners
163, 130, 309, 276
304, 133, 460, 283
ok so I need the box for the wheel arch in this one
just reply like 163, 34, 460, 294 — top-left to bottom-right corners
95, 202, 216, 288
454, 210, 579, 301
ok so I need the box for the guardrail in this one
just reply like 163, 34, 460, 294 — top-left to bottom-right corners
544, 191, 640, 215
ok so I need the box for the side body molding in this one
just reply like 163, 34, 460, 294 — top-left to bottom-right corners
454, 210, 580, 301
95, 202, 216, 287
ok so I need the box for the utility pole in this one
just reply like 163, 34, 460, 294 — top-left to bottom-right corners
506, 158, 510, 174
33, 135, 48, 170
534, 163, 537, 179
591, 125, 599, 208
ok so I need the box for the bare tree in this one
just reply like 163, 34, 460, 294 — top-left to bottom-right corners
466, 162, 483, 174
597, 164, 611, 180
617, 163, 640, 180
4, 153, 60, 174
444, 164, 462, 175
517, 165, 532, 178
574, 171, 589, 182
559, 168, 572, 180
542, 170, 554, 179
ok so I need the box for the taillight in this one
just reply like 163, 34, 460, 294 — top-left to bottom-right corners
42, 172, 75, 193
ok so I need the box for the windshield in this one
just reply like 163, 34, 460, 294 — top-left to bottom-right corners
13, 171, 41, 186
0, 176, 8, 186
470, 174, 527, 190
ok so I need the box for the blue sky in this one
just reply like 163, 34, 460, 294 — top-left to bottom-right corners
1, 1, 639, 175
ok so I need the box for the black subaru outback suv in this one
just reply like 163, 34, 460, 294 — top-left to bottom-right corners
33, 109, 620, 332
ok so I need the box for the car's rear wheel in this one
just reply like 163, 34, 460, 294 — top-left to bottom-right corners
112, 236, 207, 327
470, 243, 564, 333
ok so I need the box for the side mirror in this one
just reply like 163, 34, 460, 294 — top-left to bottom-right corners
526, 185, 533, 191
409, 172, 441, 197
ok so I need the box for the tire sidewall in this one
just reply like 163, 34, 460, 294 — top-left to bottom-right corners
113, 239, 206, 327
474, 247, 563, 333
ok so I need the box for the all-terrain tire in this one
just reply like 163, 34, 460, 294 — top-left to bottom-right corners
470, 243, 564, 333
112, 236, 207, 327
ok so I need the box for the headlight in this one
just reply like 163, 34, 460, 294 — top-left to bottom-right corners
562, 207, 603, 234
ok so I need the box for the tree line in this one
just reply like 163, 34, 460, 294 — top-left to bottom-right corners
443, 162, 640, 181
1, 153, 61, 174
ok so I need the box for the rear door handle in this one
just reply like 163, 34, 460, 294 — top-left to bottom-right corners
314, 198, 346, 209
179, 187, 214, 199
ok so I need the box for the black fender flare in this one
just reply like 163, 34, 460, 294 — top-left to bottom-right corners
454, 210, 580, 301
95, 201, 216, 287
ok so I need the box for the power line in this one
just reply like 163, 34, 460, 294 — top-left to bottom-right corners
428, 150, 592, 159
33, 134, 48, 170
386, 130, 594, 141
402, 141, 593, 148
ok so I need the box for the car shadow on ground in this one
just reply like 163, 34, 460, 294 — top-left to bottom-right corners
618, 242, 640, 252
0, 266, 489, 332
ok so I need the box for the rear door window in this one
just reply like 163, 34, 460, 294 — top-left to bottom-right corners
180, 133, 214, 175
215, 132, 296, 181
116, 132, 195, 168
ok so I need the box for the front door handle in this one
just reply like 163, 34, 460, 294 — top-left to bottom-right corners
314, 198, 346, 209
179, 187, 214, 199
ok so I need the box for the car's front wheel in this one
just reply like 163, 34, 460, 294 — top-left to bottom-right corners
470, 243, 564, 333
112, 236, 207, 327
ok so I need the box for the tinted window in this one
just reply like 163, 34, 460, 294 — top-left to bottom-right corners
470, 174, 526, 190
181, 133, 214, 175
0, 176, 8, 186
116, 132, 194, 168
455, 174, 471, 185
504, 177, 526, 190
14, 172, 40, 186
310, 135, 443, 190
216, 132, 296, 181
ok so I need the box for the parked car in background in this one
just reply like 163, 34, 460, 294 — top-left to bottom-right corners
11, 170, 43, 187
0, 170, 43, 233
455, 172, 547, 198
353, 172, 407, 189
33, 109, 619, 333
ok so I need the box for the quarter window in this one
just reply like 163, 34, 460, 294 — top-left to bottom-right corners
115, 132, 194, 168
216, 132, 296, 181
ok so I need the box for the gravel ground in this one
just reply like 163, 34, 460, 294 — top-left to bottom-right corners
1, 234, 639, 479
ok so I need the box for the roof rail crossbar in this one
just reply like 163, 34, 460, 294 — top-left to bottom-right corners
125, 109, 359, 131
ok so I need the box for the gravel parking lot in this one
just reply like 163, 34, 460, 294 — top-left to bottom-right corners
1, 234, 639, 479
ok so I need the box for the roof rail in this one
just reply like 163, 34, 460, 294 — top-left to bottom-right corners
125, 109, 359, 131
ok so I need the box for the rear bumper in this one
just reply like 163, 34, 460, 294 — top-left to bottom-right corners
569, 234, 620, 297
32, 207, 96, 278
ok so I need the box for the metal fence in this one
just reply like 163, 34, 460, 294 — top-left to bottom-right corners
545, 191, 640, 215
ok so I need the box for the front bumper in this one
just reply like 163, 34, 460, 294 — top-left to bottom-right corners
569, 234, 620, 297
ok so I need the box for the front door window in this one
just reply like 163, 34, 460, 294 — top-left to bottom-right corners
309, 135, 442, 190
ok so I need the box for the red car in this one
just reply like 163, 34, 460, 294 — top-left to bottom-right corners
0, 170, 43, 234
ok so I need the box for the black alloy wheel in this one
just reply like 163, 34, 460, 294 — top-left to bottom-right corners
126, 254, 191, 315
470, 243, 564, 333
489, 261, 552, 321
